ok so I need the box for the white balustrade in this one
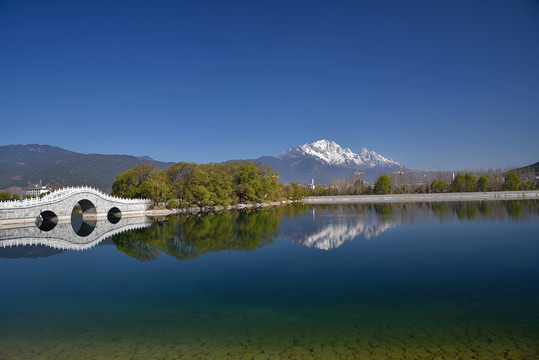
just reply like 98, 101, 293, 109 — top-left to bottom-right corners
0, 186, 150, 209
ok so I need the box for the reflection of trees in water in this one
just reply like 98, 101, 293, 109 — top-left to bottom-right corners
374, 203, 392, 217
112, 200, 538, 260
427, 200, 537, 223
431, 203, 449, 215
505, 201, 522, 218
452, 203, 477, 220
306, 200, 538, 225
478, 202, 490, 216
113, 209, 283, 261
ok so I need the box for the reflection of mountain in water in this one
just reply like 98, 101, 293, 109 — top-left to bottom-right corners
282, 200, 539, 250
2, 200, 536, 259
280, 208, 399, 250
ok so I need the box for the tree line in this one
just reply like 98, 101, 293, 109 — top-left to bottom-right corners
1, 165, 535, 205
0, 192, 22, 201
304, 171, 537, 196
110, 161, 295, 208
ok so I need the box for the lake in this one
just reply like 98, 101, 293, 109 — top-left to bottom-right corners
1, 200, 538, 359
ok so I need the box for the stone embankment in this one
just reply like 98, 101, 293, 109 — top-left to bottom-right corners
145, 200, 295, 217
302, 190, 539, 204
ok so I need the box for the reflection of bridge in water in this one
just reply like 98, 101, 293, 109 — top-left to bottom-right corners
0, 215, 152, 251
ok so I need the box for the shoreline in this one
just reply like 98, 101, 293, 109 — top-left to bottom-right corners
146, 191, 539, 216
2, 191, 537, 226
302, 190, 539, 204
145, 200, 295, 217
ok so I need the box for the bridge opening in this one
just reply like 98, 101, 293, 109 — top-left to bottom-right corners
71, 199, 97, 237
107, 207, 122, 224
36, 210, 58, 231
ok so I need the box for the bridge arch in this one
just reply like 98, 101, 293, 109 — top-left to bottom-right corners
71, 199, 97, 237
107, 207, 122, 224
77, 199, 97, 214
36, 210, 58, 231
0, 186, 151, 232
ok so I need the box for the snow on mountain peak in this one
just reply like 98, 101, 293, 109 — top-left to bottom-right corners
279, 139, 400, 169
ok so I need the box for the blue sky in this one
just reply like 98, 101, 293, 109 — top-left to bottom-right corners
1, 0, 538, 171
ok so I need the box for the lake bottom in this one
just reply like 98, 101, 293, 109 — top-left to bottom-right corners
1, 295, 537, 359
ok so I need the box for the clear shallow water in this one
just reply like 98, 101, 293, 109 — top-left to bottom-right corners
1, 201, 538, 359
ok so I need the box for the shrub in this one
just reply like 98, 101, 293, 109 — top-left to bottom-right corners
166, 199, 179, 209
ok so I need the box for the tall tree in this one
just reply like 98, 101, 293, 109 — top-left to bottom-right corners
139, 170, 172, 205
476, 175, 490, 192
164, 162, 196, 203
464, 172, 476, 192
226, 161, 279, 203
430, 179, 447, 193
502, 172, 520, 191
111, 164, 159, 198
451, 173, 466, 192
374, 174, 391, 194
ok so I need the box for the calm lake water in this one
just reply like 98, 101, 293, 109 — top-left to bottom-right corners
1, 200, 538, 359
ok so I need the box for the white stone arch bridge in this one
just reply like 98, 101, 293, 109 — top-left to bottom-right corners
0, 186, 151, 231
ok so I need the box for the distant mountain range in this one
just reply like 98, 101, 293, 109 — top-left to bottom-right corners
254, 139, 403, 183
0, 141, 405, 192
0, 144, 172, 192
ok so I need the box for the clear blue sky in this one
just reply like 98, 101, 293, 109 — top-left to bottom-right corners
1, 0, 538, 171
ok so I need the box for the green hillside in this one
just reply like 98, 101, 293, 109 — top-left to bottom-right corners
0, 144, 173, 192
506, 162, 538, 183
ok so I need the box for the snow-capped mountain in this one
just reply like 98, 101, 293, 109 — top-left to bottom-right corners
279, 139, 400, 169
253, 139, 403, 184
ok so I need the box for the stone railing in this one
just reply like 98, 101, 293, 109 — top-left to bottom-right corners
0, 186, 150, 209
0, 222, 151, 251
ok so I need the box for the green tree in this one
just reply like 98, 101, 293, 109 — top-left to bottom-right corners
226, 161, 279, 203
204, 164, 234, 206
502, 172, 520, 191
10, 193, 21, 200
0, 191, 11, 201
430, 179, 447, 193
284, 182, 307, 200
180, 165, 211, 206
451, 173, 466, 192
139, 170, 172, 205
374, 174, 391, 194
464, 172, 476, 192
114, 160, 282, 207
476, 175, 490, 192
164, 162, 197, 204
111, 164, 159, 198
519, 179, 535, 190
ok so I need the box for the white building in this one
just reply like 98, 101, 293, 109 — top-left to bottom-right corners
26, 180, 50, 197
